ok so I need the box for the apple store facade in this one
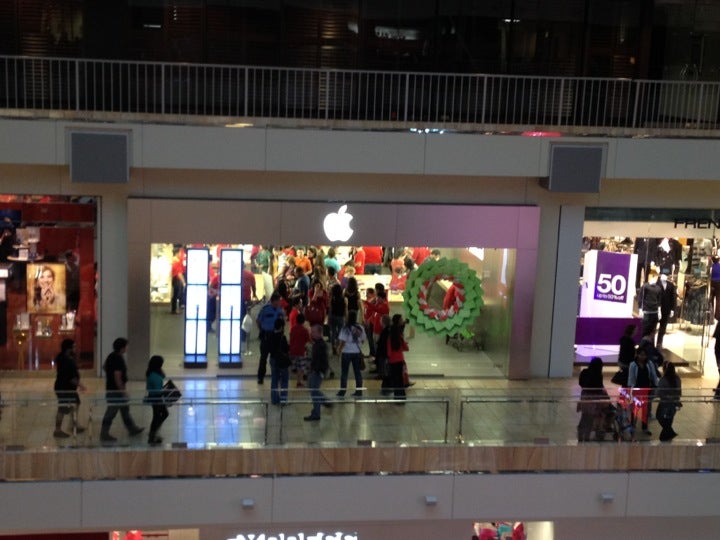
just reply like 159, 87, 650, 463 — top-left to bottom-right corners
132, 199, 539, 379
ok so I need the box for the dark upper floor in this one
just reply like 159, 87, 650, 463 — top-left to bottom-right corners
2, 0, 720, 80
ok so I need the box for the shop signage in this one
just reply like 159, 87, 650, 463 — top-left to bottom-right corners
228, 533, 357, 540
323, 205, 354, 242
674, 218, 720, 229
594, 251, 630, 303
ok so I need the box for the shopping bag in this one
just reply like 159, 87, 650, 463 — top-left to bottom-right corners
161, 379, 182, 406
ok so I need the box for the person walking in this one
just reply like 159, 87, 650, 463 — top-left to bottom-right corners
53, 338, 86, 438
145, 355, 169, 445
100, 337, 144, 443
256, 292, 285, 385
304, 324, 331, 421
656, 361, 682, 442
268, 318, 290, 405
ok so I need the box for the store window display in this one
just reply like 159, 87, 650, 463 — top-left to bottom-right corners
0, 196, 97, 372
578, 229, 714, 374
28, 264, 66, 313
149, 244, 513, 378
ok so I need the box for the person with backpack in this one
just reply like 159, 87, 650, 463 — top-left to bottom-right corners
255, 292, 285, 385
336, 310, 365, 398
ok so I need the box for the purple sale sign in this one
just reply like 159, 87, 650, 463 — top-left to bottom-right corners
594, 251, 631, 303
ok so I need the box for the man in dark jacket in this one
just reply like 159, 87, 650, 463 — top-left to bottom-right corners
304, 324, 331, 421
53, 339, 86, 437
100, 337, 144, 443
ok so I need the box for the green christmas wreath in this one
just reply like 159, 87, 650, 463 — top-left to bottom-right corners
402, 257, 483, 337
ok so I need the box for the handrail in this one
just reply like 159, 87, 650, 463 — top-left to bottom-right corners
2, 55, 720, 136
2, 388, 719, 451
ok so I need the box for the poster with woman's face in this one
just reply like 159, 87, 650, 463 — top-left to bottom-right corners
27, 263, 66, 313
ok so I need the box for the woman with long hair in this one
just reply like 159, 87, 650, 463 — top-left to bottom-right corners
145, 355, 169, 445
656, 361, 682, 441
387, 314, 410, 400
343, 276, 362, 322
329, 283, 346, 354
576, 356, 610, 442
336, 310, 365, 398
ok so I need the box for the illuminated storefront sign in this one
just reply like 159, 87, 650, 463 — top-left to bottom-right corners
323, 205, 354, 242
228, 533, 357, 540
674, 218, 720, 229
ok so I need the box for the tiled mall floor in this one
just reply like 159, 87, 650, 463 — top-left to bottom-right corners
3, 306, 720, 449
3, 365, 720, 450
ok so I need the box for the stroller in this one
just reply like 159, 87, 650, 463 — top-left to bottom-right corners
613, 387, 643, 442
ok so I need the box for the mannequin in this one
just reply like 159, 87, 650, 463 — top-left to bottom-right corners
656, 237, 682, 278
656, 273, 677, 349
711, 256, 720, 321
639, 270, 662, 343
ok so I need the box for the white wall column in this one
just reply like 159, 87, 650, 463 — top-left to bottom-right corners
548, 205, 584, 378
530, 206, 559, 377
98, 194, 129, 377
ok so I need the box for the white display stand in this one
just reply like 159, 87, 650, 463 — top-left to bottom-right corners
218, 248, 243, 366
184, 247, 209, 366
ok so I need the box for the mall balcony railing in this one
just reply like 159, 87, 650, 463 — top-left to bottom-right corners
0, 385, 720, 466
2, 55, 720, 136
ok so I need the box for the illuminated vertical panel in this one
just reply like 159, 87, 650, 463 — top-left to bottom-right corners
218, 248, 243, 364
184, 247, 209, 360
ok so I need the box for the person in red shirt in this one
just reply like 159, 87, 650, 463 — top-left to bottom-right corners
443, 283, 460, 344
363, 287, 377, 360
207, 270, 220, 333
305, 280, 328, 327
289, 312, 311, 387
388, 314, 410, 400
170, 248, 186, 314
412, 246, 432, 266
288, 297, 303, 330
241, 261, 257, 342
353, 246, 366, 275
363, 246, 383, 275
371, 288, 390, 343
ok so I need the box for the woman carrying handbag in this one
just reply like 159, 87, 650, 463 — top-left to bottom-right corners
145, 355, 170, 445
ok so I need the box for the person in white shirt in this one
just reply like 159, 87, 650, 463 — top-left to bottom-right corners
336, 309, 365, 398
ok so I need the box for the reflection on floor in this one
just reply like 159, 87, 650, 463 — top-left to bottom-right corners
575, 324, 711, 378
2, 365, 720, 451
5, 307, 720, 451
149, 304, 505, 380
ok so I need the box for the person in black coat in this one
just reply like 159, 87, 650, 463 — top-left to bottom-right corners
638, 270, 662, 342
577, 357, 610, 442
53, 339, 86, 437
268, 317, 290, 405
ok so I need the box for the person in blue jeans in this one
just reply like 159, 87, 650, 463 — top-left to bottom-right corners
268, 317, 290, 405
336, 310, 365, 398
304, 324, 331, 421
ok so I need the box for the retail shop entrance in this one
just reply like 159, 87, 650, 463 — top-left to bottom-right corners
577, 208, 720, 377
129, 200, 540, 381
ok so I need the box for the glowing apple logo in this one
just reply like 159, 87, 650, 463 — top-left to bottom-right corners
323, 204, 354, 242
